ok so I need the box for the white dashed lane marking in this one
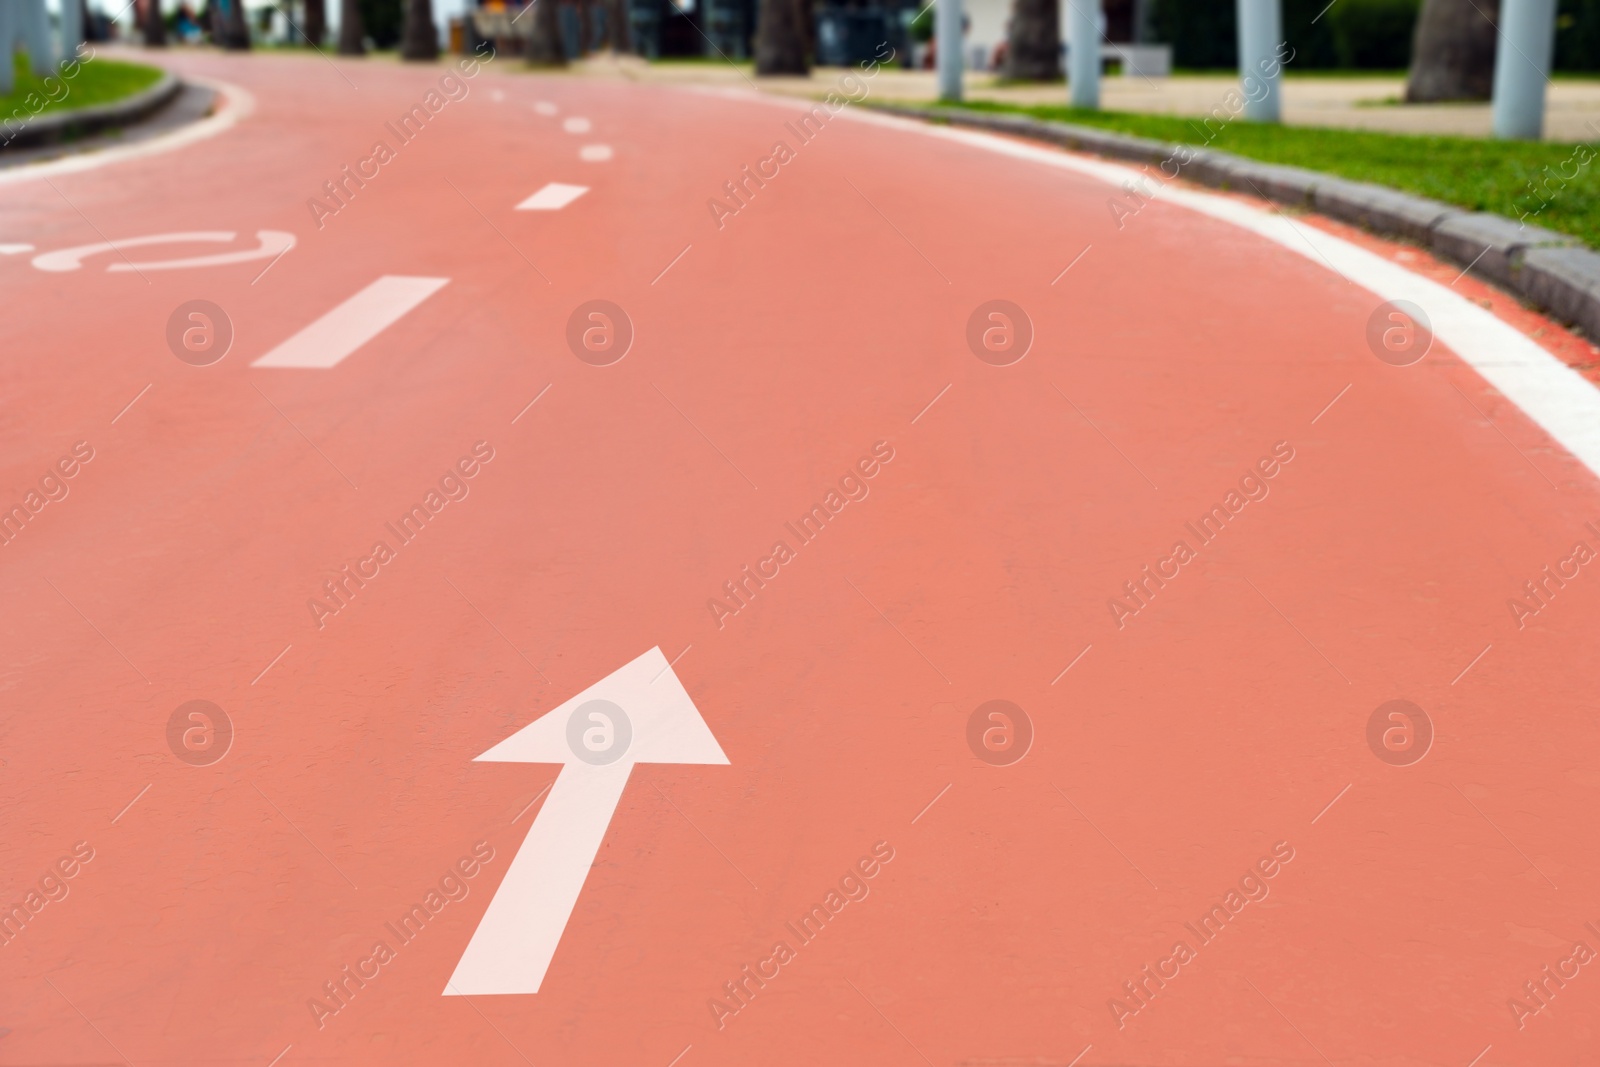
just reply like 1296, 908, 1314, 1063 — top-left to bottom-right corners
579, 145, 613, 162
562, 117, 591, 133
252, 275, 449, 369
0, 243, 33, 255
516, 183, 589, 211
534, 101, 557, 115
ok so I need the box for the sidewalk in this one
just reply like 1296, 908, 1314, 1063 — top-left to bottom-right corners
573, 55, 1600, 141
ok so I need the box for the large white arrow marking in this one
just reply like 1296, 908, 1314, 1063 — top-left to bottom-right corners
445, 647, 727, 996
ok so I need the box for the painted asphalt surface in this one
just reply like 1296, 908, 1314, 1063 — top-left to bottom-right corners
2, 46, 1600, 1067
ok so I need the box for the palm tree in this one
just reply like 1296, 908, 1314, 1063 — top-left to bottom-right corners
607, 0, 630, 51
400, 0, 438, 57
337, 0, 365, 53
1405, 0, 1499, 101
526, 0, 566, 65
143, 0, 168, 46
304, 0, 327, 46
1006, 0, 1060, 80
221, 0, 251, 47
755, 0, 806, 74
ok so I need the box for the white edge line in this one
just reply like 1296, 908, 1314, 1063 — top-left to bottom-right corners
0, 74, 256, 186
690, 88, 1600, 490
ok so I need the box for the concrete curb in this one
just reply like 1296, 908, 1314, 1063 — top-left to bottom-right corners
1, 71, 183, 150
872, 103, 1600, 343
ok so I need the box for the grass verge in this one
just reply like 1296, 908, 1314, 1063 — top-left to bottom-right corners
925, 99, 1600, 248
1, 52, 165, 124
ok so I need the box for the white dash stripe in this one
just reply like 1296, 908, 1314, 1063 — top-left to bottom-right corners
516, 183, 588, 211
253, 276, 449, 369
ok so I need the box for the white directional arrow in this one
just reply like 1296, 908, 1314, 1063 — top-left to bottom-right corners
444, 646, 728, 996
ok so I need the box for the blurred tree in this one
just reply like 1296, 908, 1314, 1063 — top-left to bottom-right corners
607, 0, 631, 50
576, 0, 593, 53
1555, 0, 1600, 70
1405, 0, 1498, 100
1282, 0, 1337, 67
1152, 0, 1417, 70
338, 0, 366, 51
1006, 0, 1061, 80
304, 0, 326, 43
755, 0, 807, 73
400, 0, 438, 56
215, 0, 250, 47
1150, 0, 1234, 67
359, 0, 402, 45
527, 0, 567, 64
143, 0, 168, 44
1329, 0, 1418, 67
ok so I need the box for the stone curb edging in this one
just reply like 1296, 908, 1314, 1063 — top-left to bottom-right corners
2, 71, 183, 151
871, 103, 1600, 344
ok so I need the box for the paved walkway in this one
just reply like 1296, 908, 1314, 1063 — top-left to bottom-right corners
584, 55, 1600, 140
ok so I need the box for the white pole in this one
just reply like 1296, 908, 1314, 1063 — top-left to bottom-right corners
1492, 0, 1558, 140
937, 0, 963, 102
1067, 0, 1099, 109
1236, 0, 1282, 122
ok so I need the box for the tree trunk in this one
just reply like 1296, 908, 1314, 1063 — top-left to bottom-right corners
1405, 0, 1499, 102
143, 0, 168, 46
1005, 0, 1060, 80
221, 0, 250, 48
574, 0, 591, 54
526, 0, 567, 65
400, 0, 438, 57
304, 0, 326, 46
607, 0, 631, 52
754, 0, 807, 74
337, 0, 365, 53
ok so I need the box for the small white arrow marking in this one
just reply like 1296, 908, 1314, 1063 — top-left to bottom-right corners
445, 646, 728, 996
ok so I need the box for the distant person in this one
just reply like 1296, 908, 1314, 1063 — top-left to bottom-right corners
175, 2, 200, 40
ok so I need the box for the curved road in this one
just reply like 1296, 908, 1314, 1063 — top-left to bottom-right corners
2, 46, 1598, 1067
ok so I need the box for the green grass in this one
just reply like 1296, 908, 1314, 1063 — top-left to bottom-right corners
1, 52, 164, 122
932, 99, 1600, 248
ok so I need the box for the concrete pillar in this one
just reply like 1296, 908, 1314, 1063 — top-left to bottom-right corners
1492, 0, 1558, 140
1236, 0, 1282, 122
59, 0, 84, 63
1067, 0, 1099, 110
937, 0, 963, 102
